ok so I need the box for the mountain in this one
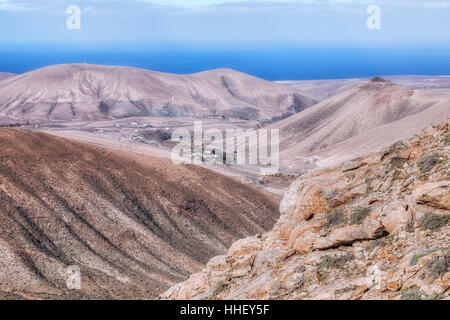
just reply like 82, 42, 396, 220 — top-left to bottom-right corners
0, 129, 279, 299
271, 77, 450, 168
0, 64, 316, 122
162, 119, 450, 300
279, 75, 450, 101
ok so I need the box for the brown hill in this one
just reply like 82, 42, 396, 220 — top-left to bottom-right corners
272, 78, 450, 168
0, 64, 316, 122
162, 119, 450, 300
0, 129, 279, 299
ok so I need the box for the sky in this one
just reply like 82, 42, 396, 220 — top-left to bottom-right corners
1, 0, 450, 48
0, 1, 450, 79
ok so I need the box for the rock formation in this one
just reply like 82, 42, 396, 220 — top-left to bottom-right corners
161, 119, 450, 300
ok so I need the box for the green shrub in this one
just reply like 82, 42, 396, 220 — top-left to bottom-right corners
325, 208, 345, 229
316, 252, 353, 270
417, 153, 441, 174
382, 141, 408, 159
420, 212, 450, 231
401, 289, 424, 300
389, 157, 408, 172
426, 255, 448, 279
349, 207, 371, 225
410, 248, 435, 266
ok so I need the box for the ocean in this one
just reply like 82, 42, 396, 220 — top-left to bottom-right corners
1, 46, 450, 81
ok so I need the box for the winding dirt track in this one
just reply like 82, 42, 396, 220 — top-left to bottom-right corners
0, 129, 279, 299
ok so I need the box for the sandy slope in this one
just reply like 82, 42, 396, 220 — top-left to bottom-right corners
0, 64, 316, 122
0, 129, 279, 299
272, 77, 450, 168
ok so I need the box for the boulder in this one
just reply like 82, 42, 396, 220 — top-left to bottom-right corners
382, 207, 412, 234
342, 161, 361, 172
413, 181, 450, 210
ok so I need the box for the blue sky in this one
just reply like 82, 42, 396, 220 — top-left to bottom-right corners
1, 0, 450, 48
1, 0, 450, 78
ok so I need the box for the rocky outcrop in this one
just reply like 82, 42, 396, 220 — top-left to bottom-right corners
161, 119, 450, 300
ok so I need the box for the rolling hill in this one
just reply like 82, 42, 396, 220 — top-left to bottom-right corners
279, 75, 450, 101
0, 64, 316, 122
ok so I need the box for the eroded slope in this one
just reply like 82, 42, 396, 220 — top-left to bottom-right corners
0, 129, 279, 299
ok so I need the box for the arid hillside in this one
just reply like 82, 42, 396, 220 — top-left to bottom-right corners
279, 75, 450, 101
272, 77, 450, 168
0, 64, 316, 122
162, 119, 449, 300
0, 129, 279, 299
0, 73, 15, 81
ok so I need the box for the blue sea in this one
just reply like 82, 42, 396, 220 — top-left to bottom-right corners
1, 46, 450, 81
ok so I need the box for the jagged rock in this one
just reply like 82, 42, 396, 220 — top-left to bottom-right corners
227, 237, 261, 257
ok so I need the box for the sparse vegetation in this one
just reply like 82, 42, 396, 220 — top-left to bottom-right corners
445, 248, 450, 265
316, 252, 353, 270
325, 190, 338, 202
426, 255, 448, 279
424, 248, 450, 279
444, 133, 450, 146
400, 289, 425, 300
271, 281, 282, 295
293, 277, 304, 290
382, 141, 408, 160
294, 265, 306, 273
406, 218, 415, 233
325, 208, 345, 229
335, 285, 358, 296
366, 239, 386, 252
410, 248, 436, 266
419, 212, 450, 231
213, 280, 229, 297
417, 153, 442, 173
388, 157, 407, 172
349, 207, 371, 225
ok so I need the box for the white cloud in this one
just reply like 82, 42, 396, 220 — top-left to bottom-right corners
1, 0, 449, 12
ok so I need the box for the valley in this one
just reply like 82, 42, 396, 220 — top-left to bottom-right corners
0, 64, 448, 300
